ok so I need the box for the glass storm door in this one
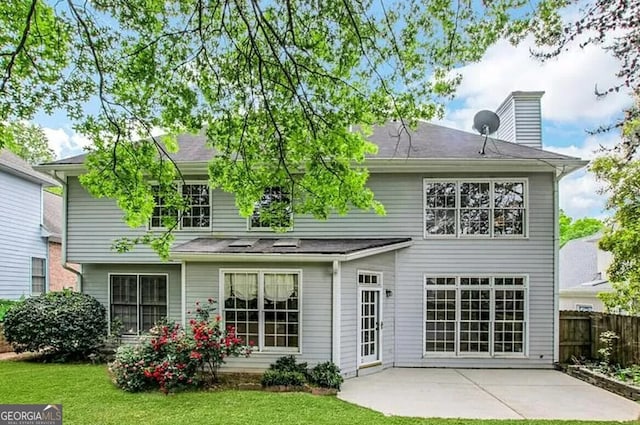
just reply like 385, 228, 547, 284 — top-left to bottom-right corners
359, 289, 381, 365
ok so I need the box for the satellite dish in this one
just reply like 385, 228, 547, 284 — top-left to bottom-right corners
473, 110, 500, 135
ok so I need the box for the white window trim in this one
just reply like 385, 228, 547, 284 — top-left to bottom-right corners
423, 274, 529, 359
575, 303, 594, 312
357, 271, 384, 368
219, 268, 303, 354
30, 257, 47, 296
423, 178, 529, 239
148, 181, 212, 232
107, 272, 170, 335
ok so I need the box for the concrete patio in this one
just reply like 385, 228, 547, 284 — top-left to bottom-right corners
339, 368, 640, 420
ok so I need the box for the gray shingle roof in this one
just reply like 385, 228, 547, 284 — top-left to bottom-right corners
559, 233, 602, 289
0, 149, 59, 185
173, 237, 411, 255
46, 122, 579, 165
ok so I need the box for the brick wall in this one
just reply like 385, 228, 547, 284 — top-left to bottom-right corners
48, 242, 78, 291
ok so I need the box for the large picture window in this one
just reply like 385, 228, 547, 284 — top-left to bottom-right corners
110, 274, 168, 334
424, 179, 526, 238
424, 276, 526, 356
151, 183, 211, 230
222, 270, 300, 351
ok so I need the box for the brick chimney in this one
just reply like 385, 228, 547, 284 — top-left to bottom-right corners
495, 91, 544, 149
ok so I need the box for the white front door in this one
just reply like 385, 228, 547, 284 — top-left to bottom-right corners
359, 288, 381, 365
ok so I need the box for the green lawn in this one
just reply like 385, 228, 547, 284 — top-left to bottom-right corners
0, 361, 633, 425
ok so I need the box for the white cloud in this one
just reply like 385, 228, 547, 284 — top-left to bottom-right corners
546, 133, 620, 160
42, 127, 91, 159
445, 36, 631, 130
559, 169, 609, 220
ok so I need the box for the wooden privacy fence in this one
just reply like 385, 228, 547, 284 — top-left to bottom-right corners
559, 311, 640, 367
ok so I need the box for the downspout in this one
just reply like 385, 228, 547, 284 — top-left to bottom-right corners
553, 166, 570, 364
332, 260, 341, 366
54, 171, 83, 292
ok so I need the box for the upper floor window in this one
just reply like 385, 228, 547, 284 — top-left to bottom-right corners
31, 257, 46, 295
150, 183, 211, 230
250, 187, 292, 230
424, 179, 526, 238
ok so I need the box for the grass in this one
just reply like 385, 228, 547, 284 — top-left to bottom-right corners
0, 361, 634, 425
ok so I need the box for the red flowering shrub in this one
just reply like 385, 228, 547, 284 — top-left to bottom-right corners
109, 299, 252, 393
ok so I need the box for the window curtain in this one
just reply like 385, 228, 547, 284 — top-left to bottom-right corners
264, 274, 297, 302
225, 273, 258, 301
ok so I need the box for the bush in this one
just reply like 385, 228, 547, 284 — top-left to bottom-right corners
108, 299, 252, 394
270, 355, 308, 375
0, 299, 21, 322
309, 361, 343, 390
261, 370, 306, 387
3, 290, 107, 360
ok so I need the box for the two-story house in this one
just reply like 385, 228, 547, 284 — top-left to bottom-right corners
0, 149, 70, 299
39, 92, 587, 377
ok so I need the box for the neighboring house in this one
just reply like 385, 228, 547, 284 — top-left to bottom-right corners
39, 91, 587, 376
559, 233, 613, 312
43, 191, 80, 292
0, 149, 58, 299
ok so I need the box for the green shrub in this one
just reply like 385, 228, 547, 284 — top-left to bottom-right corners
2, 290, 107, 360
308, 361, 343, 390
0, 299, 21, 322
261, 370, 306, 387
270, 355, 308, 375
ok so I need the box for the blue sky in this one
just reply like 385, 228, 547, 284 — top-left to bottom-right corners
33, 27, 630, 221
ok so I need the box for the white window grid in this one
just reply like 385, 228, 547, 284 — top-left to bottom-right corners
220, 269, 302, 353
149, 182, 212, 231
423, 179, 528, 239
108, 273, 169, 335
424, 275, 528, 357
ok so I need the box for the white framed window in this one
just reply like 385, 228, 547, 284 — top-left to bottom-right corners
221, 269, 301, 352
424, 179, 527, 238
109, 274, 168, 334
150, 182, 211, 230
424, 275, 527, 356
249, 187, 293, 230
575, 303, 593, 312
31, 257, 46, 295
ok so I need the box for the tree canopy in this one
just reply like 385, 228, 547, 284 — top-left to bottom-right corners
1, 0, 568, 258
2, 121, 54, 164
559, 209, 603, 248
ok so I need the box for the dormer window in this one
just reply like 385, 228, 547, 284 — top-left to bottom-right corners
150, 183, 211, 230
249, 187, 292, 230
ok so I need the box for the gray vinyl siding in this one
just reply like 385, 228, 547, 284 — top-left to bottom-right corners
80, 264, 182, 328
340, 252, 396, 378
0, 171, 47, 299
184, 261, 332, 372
514, 98, 543, 149
68, 171, 556, 368
496, 102, 515, 146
